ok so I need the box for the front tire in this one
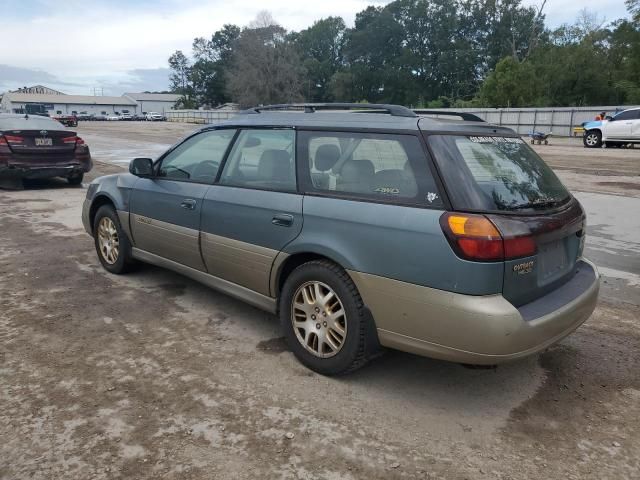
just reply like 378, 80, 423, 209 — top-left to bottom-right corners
584, 130, 602, 148
279, 260, 372, 375
93, 205, 134, 274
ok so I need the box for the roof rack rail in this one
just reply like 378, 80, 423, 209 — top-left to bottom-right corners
413, 110, 485, 122
242, 103, 418, 118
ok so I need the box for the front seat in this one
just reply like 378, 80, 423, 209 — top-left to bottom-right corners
255, 149, 294, 189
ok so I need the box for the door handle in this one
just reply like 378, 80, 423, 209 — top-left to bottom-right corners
180, 198, 197, 210
272, 213, 294, 227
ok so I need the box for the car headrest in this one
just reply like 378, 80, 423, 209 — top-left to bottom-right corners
314, 144, 340, 172
341, 160, 375, 182
258, 149, 291, 180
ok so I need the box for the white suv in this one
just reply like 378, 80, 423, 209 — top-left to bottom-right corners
145, 112, 165, 121
583, 107, 640, 148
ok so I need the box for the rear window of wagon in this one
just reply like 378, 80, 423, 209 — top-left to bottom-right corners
428, 135, 570, 212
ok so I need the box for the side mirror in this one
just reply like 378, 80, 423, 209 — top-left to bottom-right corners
605, 116, 613, 121
129, 157, 153, 177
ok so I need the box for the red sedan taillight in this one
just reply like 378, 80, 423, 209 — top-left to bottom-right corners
1, 134, 24, 145
63, 136, 85, 145
440, 212, 537, 262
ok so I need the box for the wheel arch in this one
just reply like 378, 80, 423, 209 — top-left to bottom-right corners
272, 250, 383, 363
271, 251, 348, 299
89, 194, 117, 233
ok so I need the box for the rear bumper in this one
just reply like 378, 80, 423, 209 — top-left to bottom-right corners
0, 159, 92, 180
348, 258, 599, 364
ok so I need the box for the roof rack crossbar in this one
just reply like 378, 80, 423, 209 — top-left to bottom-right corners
413, 110, 485, 122
242, 103, 417, 118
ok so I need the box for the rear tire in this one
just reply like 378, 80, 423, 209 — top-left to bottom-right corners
583, 130, 602, 148
67, 173, 84, 185
93, 205, 135, 274
279, 260, 373, 375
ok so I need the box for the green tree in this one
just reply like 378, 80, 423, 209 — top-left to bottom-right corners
477, 56, 537, 106
190, 24, 241, 106
293, 17, 347, 101
226, 15, 306, 107
168, 50, 196, 108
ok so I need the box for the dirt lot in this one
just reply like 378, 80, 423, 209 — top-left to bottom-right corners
1, 122, 639, 479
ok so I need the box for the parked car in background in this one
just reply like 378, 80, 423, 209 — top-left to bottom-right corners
106, 114, 121, 121
583, 107, 640, 148
52, 114, 78, 127
1, 113, 92, 185
145, 112, 165, 121
120, 113, 133, 121
83, 103, 599, 375
132, 113, 146, 121
76, 112, 93, 121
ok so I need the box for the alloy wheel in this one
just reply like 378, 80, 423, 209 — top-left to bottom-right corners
97, 217, 120, 265
291, 281, 347, 358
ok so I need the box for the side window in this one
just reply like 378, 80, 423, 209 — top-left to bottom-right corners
613, 110, 638, 121
219, 129, 296, 191
301, 131, 443, 206
158, 129, 236, 183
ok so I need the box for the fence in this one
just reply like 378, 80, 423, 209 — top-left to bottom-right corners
165, 109, 238, 124
166, 106, 638, 136
432, 106, 639, 137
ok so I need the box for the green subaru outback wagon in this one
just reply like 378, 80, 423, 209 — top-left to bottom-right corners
82, 103, 599, 375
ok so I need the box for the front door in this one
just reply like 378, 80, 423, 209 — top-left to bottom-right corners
200, 129, 303, 296
129, 129, 237, 270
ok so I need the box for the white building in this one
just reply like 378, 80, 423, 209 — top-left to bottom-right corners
0, 92, 138, 116
123, 93, 181, 114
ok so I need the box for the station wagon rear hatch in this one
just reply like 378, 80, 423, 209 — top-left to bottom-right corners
427, 133, 585, 307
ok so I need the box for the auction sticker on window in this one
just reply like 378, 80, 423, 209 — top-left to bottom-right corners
468, 136, 524, 144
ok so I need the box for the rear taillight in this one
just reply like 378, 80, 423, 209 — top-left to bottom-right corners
3, 135, 24, 144
440, 213, 537, 262
63, 136, 85, 145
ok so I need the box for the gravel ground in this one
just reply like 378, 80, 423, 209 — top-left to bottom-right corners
1, 122, 639, 479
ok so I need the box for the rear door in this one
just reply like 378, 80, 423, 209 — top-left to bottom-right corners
605, 110, 636, 139
200, 129, 302, 296
129, 129, 236, 271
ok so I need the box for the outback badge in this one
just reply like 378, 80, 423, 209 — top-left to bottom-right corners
513, 260, 534, 275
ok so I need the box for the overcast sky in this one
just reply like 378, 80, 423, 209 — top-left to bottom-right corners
0, 0, 630, 95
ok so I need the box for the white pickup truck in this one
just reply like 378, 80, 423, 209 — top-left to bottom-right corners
583, 107, 640, 148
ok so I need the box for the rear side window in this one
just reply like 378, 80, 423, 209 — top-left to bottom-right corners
299, 131, 442, 206
428, 135, 570, 212
219, 129, 296, 191
613, 110, 639, 121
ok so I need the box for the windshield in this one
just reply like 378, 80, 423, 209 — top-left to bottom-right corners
429, 135, 570, 212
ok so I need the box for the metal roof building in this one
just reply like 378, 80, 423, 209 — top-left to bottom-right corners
0, 92, 138, 116
123, 93, 181, 114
